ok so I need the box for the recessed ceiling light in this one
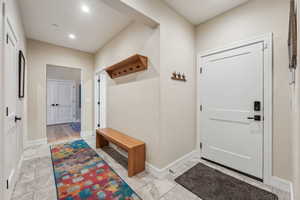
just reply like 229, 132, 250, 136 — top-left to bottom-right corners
69, 34, 76, 39
81, 4, 90, 13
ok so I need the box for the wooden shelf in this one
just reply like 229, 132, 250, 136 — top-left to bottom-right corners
105, 54, 148, 79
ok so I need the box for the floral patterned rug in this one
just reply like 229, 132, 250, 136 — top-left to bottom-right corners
50, 139, 141, 200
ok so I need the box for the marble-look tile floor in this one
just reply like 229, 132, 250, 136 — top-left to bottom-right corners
11, 136, 290, 200
47, 124, 80, 143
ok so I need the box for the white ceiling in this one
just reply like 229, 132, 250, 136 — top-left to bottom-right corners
163, 0, 249, 25
18, 0, 132, 53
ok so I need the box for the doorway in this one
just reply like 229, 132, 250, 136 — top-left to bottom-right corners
197, 34, 273, 183
46, 65, 82, 143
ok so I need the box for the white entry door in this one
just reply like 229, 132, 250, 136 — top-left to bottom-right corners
3, 19, 20, 199
47, 80, 75, 125
200, 42, 264, 178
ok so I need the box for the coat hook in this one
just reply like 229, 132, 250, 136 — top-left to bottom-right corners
171, 72, 187, 82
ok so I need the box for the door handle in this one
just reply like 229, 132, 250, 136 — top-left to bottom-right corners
15, 116, 22, 122
51, 104, 55, 106
247, 115, 261, 121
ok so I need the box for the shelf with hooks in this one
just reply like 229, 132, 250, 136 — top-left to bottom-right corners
105, 54, 148, 79
171, 72, 186, 82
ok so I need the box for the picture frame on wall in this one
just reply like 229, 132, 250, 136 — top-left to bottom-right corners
18, 50, 25, 98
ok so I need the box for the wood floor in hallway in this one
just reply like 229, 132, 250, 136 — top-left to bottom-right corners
47, 123, 80, 143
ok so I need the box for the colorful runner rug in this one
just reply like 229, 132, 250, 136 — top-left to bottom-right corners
50, 140, 141, 200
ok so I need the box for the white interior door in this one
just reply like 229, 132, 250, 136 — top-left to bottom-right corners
47, 80, 75, 125
47, 80, 57, 125
57, 81, 75, 123
200, 42, 264, 178
3, 19, 19, 199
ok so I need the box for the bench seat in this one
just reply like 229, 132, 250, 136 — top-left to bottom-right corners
96, 128, 145, 177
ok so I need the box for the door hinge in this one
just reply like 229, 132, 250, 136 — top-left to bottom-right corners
200, 142, 203, 150
200, 67, 203, 74
2, 2, 5, 17
6, 34, 8, 44
6, 107, 8, 116
200, 105, 203, 111
6, 179, 8, 189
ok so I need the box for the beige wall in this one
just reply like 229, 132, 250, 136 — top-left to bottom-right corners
196, 0, 292, 180
96, 0, 196, 169
95, 22, 161, 166
27, 39, 94, 141
47, 65, 81, 81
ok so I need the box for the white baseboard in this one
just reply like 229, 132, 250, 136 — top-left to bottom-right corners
81, 130, 95, 138
146, 150, 199, 179
7, 153, 24, 200
25, 138, 47, 148
107, 144, 199, 179
270, 176, 293, 193
290, 182, 294, 200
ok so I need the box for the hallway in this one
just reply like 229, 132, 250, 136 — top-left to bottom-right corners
12, 136, 290, 200
46, 123, 80, 143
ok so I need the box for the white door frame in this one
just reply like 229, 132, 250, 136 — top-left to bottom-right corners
45, 65, 84, 140
0, 1, 4, 199
197, 33, 273, 185
94, 68, 107, 130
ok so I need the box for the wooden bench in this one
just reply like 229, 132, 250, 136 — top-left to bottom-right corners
96, 128, 145, 177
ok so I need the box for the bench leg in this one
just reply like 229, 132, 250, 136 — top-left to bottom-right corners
96, 133, 109, 148
128, 144, 145, 177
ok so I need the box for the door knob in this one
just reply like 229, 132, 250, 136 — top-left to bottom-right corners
247, 115, 261, 121
15, 116, 22, 122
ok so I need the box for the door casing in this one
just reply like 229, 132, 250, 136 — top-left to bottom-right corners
94, 70, 107, 130
44, 65, 84, 142
197, 33, 273, 185
0, 1, 4, 199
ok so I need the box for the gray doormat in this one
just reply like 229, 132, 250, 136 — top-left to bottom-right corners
175, 163, 278, 200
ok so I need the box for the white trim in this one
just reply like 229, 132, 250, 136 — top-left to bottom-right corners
197, 33, 273, 185
290, 181, 295, 200
24, 138, 47, 148
6, 153, 24, 200
46, 79, 76, 83
94, 75, 98, 129
107, 141, 199, 179
94, 69, 107, 129
146, 150, 199, 179
80, 130, 94, 138
0, 1, 5, 199
270, 176, 293, 193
